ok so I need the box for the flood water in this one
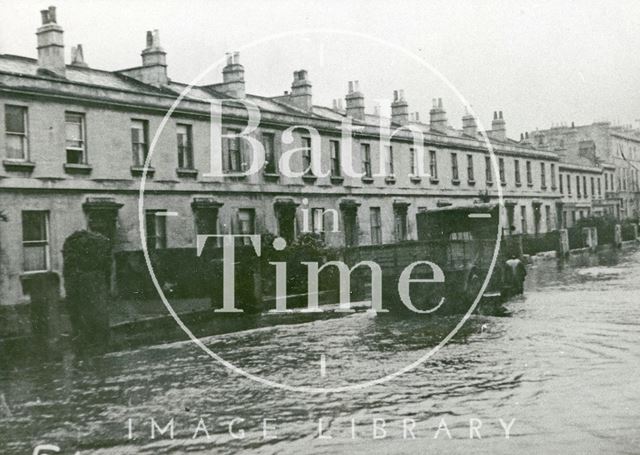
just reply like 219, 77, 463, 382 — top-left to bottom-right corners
1, 248, 639, 454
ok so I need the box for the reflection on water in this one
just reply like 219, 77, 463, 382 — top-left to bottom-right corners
1, 249, 639, 454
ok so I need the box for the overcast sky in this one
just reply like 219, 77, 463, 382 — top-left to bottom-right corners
1, 0, 639, 136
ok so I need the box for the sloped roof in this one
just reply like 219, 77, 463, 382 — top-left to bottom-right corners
0, 54, 171, 95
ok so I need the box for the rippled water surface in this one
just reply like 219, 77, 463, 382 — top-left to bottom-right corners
1, 249, 639, 454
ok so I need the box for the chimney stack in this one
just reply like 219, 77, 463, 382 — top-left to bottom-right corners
219, 51, 245, 98
36, 6, 65, 77
290, 70, 312, 110
391, 90, 409, 125
429, 98, 447, 132
491, 110, 506, 141
462, 108, 477, 137
138, 30, 168, 86
70, 44, 88, 67
345, 81, 365, 121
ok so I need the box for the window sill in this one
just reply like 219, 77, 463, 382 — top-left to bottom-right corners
429, 177, 439, 184
527, 183, 534, 188
131, 166, 155, 177
385, 176, 396, 184
302, 174, 317, 182
64, 163, 92, 175
541, 185, 548, 190
515, 182, 522, 187
330, 175, 344, 184
3, 160, 35, 172
361, 176, 374, 184
409, 176, 422, 183
263, 172, 280, 181
551, 186, 558, 191
176, 168, 198, 178
451, 179, 461, 185
501, 182, 507, 187
486, 181, 494, 186
467, 179, 476, 186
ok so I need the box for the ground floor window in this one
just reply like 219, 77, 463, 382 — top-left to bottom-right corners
370, 207, 382, 244
145, 210, 167, 249
236, 209, 255, 245
520, 205, 528, 234
394, 207, 408, 241
22, 211, 49, 272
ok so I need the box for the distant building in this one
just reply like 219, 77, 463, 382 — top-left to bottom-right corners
531, 121, 640, 222
1, 6, 563, 306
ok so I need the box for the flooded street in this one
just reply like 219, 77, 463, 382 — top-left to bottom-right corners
1, 248, 640, 454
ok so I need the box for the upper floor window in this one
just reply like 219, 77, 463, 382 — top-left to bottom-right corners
386, 146, 394, 176
597, 177, 602, 197
550, 163, 556, 188
526, 161, 532, 186
225, 129, 242, 172
451, 153, 459, 181
361, 143, 372, 178
559, 173, 564, 193
65, 112, 86, 164
5, 105, 28, 160
409, 148, 416, 176
262, 132, 277, 174
590, 177, 595, 198
514, 159, 521, 185
540, 162, 546, 189
176, 124, 193, 169
466, 154, 474, 182
499, 158, 506, 184
22, 211, 49, 272
583, 176, 588, 197
330, 140, 341, 177
576, 175, 581, 198
131, 119, 149, 166
567, 174, 572, 195
485, 156, 493, 184
429, 150, 438, 180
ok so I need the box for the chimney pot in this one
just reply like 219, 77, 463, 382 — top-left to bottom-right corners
289, 68, 312, 110
391, 89, 409, 125
430, 97, 448, 132
345, 81, 365, 120
36, 5, 65, 77
70, 44, 88, 67
491, 109, 506, 141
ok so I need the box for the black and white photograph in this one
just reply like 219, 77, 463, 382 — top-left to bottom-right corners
0, 1, 639, 453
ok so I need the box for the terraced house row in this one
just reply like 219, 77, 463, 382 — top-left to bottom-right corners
0, 6, 634, 306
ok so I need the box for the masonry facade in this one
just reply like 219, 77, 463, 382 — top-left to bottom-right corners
1, 7, 567, 306
533, 122, 640, 222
